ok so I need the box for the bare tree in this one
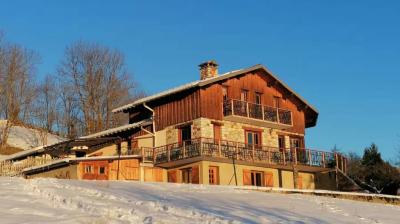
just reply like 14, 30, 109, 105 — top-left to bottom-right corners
0, 37, 39, 152
57, 41, 135, 136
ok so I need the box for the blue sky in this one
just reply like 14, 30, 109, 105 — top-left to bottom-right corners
1, 0, 399, 160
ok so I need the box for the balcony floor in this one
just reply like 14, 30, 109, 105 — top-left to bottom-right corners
224, 115, 292, 130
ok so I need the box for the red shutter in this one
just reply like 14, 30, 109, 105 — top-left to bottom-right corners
297, 176, 303, 189
243, 169, 251, 185
191, 166, 199, 184
168, 170, 177, 183
264, 172, 273, 187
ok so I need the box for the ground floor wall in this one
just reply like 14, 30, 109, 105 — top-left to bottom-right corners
165, 161, 337, 190
26, 165, 79, 179
25, 159, 336, 190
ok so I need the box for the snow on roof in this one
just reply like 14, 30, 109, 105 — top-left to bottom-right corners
0, 143, 59, 162
112, 64, 318, 114
80, 119, 152, 139
22, 155, 142, 174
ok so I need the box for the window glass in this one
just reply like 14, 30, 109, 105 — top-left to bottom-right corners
99, 167, 105, 174
255, 93, 262, 104
180, 126, 191, 142
241, 90, 248, 101
222, 86, 228, 101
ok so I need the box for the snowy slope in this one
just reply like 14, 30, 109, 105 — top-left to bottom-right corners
0, 120, 65, 151
0, 178, 399, 224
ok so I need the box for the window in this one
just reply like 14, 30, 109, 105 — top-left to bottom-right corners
179, 126, 191, 144
245, 130, 261, 146
278, 135, 285, 152
85, 165, 93, 174
251, 171, 263, 186
99, 166, 105, 174
208, 166, 219, 185
182, 168, 192, 184
273, 96, 280, 108
290, 137, 302, 149
222, 86, 228, 101
255, 92, 262, 105
240, 90, 248, 102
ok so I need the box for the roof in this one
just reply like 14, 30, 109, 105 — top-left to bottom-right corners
0, 137, 123, 162
112, 64, 319, 115
22, 155, 142, 175
80, 119, 152, 139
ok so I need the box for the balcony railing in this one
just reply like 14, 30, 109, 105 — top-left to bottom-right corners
139, 138, 347, 173
223, 99, 292, 126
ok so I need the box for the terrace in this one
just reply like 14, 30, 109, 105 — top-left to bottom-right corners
139, 138, 347, 173
223, 99, 293, 129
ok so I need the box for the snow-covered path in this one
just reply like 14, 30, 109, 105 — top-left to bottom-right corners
0, 177, 399, 224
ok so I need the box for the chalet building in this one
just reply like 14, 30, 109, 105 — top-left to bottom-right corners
10, 61, 347, 190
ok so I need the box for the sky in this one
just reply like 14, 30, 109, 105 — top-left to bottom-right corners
1, 0, 399, 160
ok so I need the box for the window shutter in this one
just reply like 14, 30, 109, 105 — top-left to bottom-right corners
243, 169, 251, 185
191, 165, 200, 184
297, 176, 303, 189
264, 172, 274, 187
168, 170, 177, 183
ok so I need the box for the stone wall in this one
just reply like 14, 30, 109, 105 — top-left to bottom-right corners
160, 117, 304, 148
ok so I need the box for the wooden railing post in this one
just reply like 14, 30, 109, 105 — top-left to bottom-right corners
231, 99, 234, 115
341, 155, 344, 172
246, 102, 250, 118
261, 105, 265, 121
183, 141, 186, 158
276, 108, 280, 124
282, 149, 286, 165
167, 146, 171, 162
236, 142, 239, 160
335, 153, 339, 169
268, 147, 271, 164
153, 148, 156, 164
252, 144, 255, 161
322, 152, 325, 168
308, 149, 312, 165
218, 139, 221, 157
294, 147, 298, 165
141, 147, 145, 160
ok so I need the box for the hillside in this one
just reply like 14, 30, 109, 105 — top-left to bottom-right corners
0, 120, 65, 155
0, 177, 398, 223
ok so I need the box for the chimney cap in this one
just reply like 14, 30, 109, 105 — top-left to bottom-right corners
199, 60, 218, 68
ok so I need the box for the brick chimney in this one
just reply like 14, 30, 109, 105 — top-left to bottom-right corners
199, 60, 218, 80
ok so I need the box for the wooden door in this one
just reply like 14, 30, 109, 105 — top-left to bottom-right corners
208, 166, 219, 185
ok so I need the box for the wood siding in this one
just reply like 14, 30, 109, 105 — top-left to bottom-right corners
201, 71, 306, 134
153, 89, 201, 131
129, 70, 311, 134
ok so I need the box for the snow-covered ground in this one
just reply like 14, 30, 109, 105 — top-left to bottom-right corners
0, 120, 65, 151
0, 178, 399, 224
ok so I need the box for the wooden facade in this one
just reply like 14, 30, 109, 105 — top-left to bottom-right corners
128, 68, 317, 135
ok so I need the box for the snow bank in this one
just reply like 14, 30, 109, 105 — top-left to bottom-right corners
0, 120, 65, 151
0, 177, 399, 224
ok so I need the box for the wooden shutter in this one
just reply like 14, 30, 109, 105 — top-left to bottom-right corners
297, 176, 303, 189
191, 165, 199, 184
168, 170, 177, 183
264, 172, 274, 187
243, 169, 252, 185
213, 124, 221, 141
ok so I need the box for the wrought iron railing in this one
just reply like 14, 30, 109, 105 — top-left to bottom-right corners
223, 99, 292, 126
140, 138, 347, 173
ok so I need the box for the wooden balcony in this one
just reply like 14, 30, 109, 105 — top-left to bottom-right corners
140, 138, 347, 173
223, 99, 293, 129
